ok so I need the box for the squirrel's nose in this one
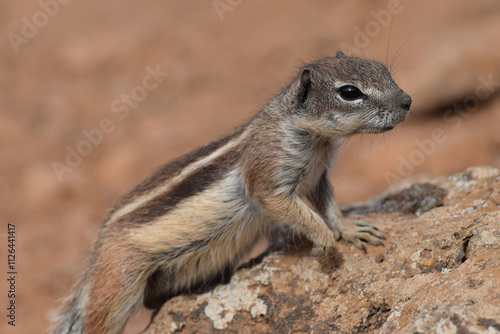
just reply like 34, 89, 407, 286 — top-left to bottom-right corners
399, 93, 412, 111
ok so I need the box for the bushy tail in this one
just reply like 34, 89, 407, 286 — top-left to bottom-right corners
53, 283, 88, 334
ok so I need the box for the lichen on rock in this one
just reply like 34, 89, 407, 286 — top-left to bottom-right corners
199, 276, 268, 330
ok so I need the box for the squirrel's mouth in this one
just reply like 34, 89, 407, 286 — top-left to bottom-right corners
357, 111, 407, 134
381, 125, 394, 132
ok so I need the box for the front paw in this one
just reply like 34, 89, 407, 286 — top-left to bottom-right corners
340, 219, 386, 253
309, 230, 336, 256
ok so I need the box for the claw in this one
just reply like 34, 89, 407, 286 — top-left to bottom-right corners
355, 221, 380, 230
356, 228, 385, 239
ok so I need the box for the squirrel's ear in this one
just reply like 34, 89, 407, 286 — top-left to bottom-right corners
336, 50, 348, 59
298, 68, 315, 104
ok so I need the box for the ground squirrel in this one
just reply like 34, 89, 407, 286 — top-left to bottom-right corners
54, 51, 411, 333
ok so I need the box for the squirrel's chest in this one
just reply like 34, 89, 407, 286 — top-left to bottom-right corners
296, 143, 336, 196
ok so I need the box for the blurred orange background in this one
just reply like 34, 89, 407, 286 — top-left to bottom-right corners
1, 1, 499, 332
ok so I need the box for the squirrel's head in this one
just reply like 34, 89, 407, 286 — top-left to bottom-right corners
290, 51, 411, 137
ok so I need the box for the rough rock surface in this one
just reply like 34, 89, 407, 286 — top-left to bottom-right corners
144, 167, 500, 334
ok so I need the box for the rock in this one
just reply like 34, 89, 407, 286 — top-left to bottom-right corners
143, 167, 500, 333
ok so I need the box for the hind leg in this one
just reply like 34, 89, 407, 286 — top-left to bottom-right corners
83, 241, 155, 334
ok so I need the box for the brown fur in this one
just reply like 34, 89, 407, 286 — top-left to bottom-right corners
53, 51, 411, 334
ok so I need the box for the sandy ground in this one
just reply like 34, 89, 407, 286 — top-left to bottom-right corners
0, 1, 499, 333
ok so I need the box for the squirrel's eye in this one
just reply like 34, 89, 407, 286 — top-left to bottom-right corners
338, 85, 364, 100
